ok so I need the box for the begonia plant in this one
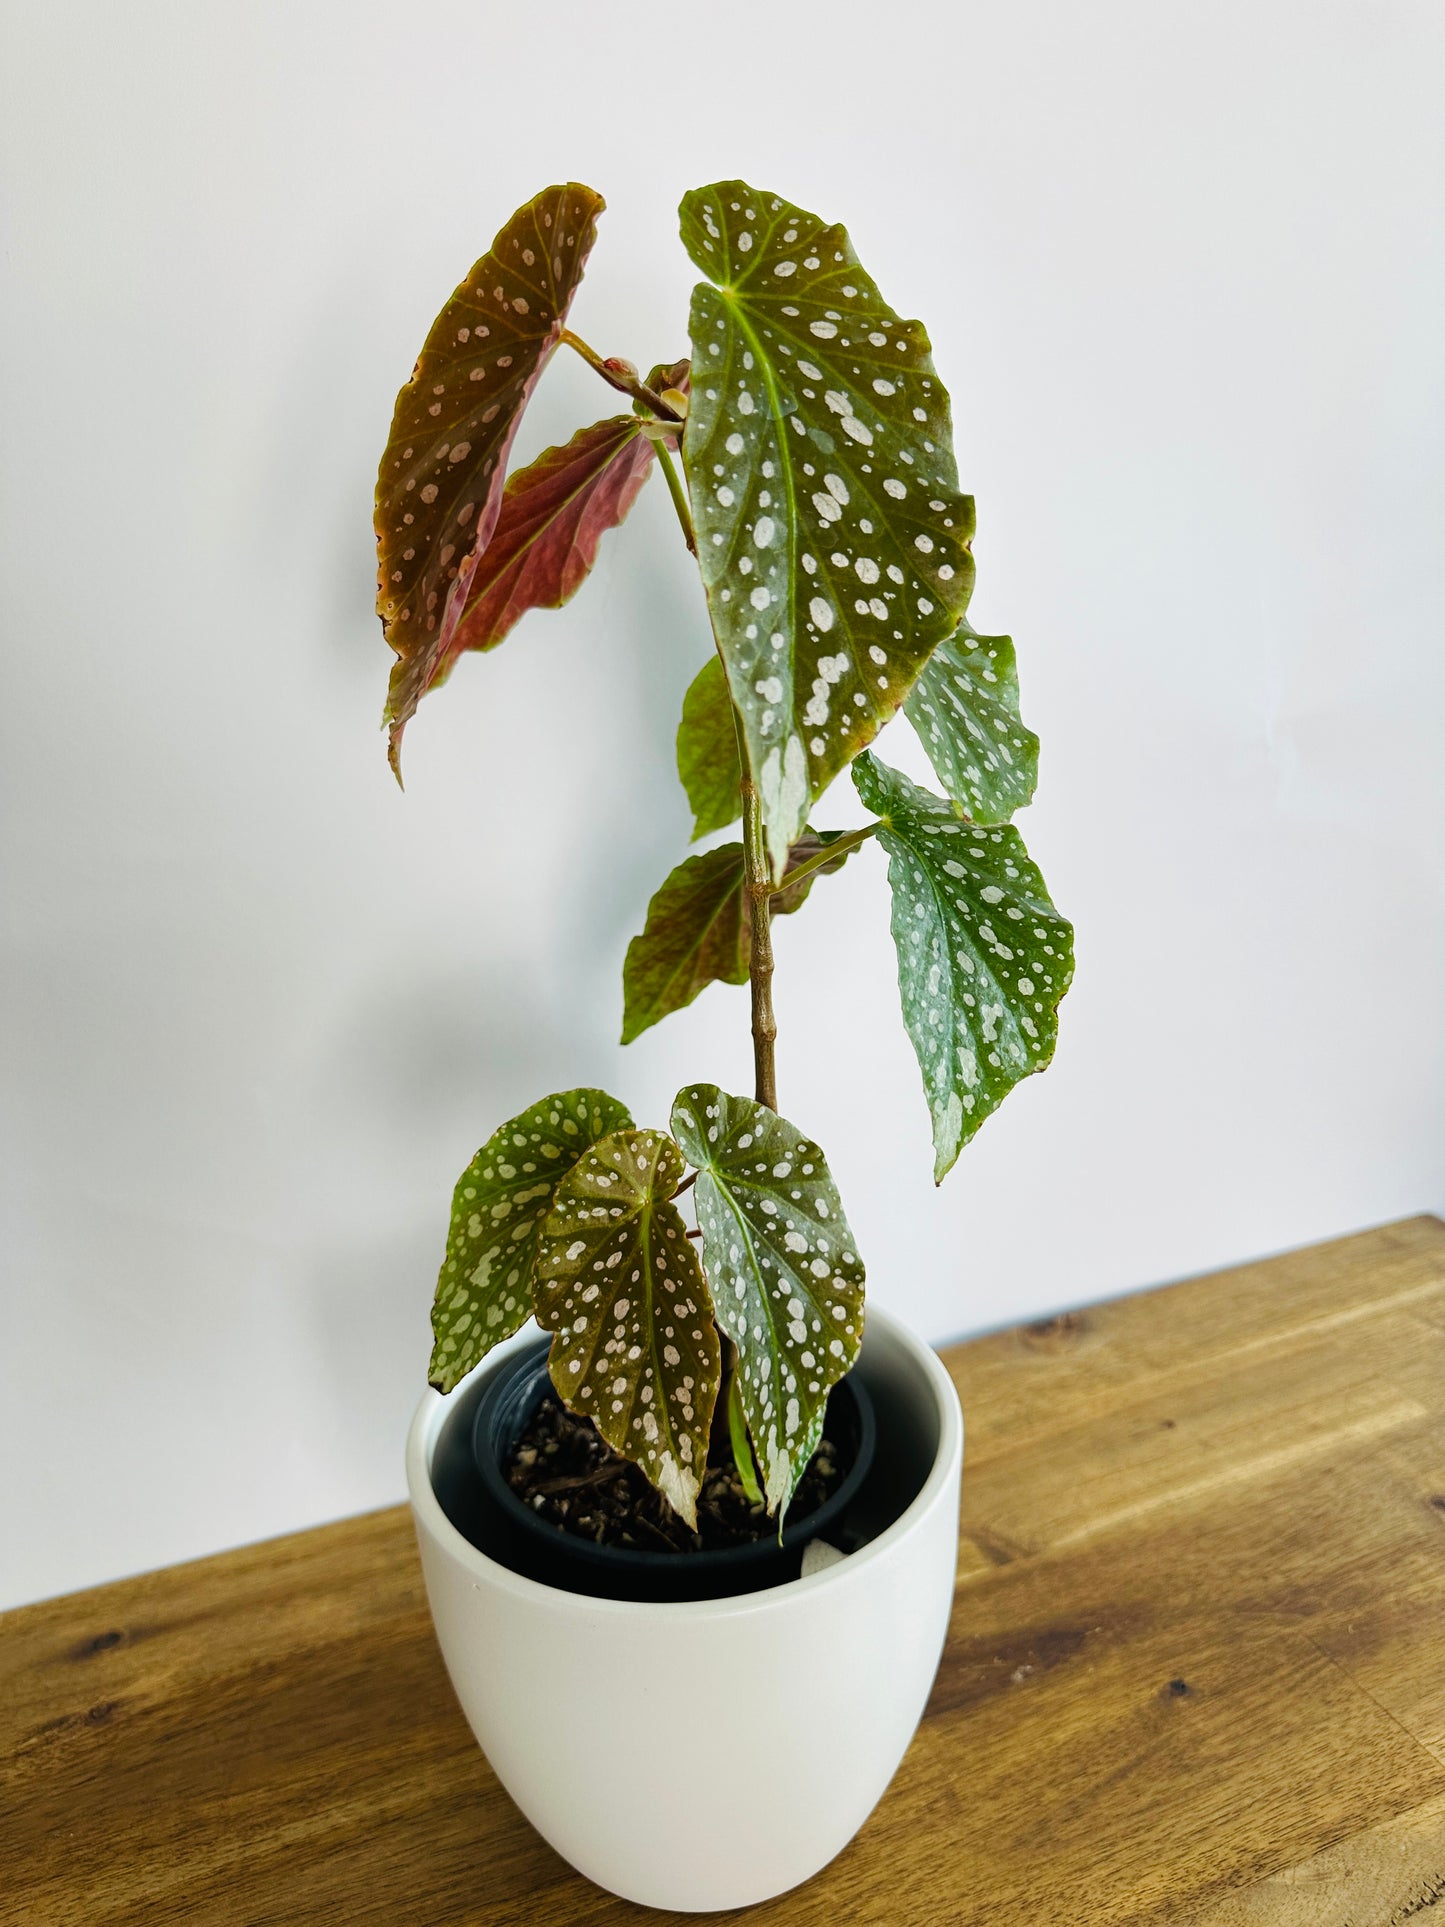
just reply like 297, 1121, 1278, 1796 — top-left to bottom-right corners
374, 179, 1073, 1528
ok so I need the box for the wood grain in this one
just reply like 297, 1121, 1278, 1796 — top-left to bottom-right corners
4, 1215, 1445, 1925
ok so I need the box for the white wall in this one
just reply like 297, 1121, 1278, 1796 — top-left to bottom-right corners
3, 0, 1442, 1610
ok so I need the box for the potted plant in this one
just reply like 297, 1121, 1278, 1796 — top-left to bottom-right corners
388, 178, 1073, 1911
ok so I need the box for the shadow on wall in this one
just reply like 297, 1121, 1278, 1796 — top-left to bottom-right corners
303, 1224, 441, 1498
290, 499, 712, 1477
298, 951, 599, 1503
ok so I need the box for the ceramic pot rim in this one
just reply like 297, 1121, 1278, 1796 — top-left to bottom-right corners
406, 1304, 964, 1623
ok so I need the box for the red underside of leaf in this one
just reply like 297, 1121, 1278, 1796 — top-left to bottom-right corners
374, 181, 604, 779
446, 416, 656, 658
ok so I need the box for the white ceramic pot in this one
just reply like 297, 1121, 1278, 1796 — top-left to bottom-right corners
405, 1305, 963, 1913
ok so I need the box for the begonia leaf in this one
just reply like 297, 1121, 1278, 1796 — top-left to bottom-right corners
905, 619, 1039, 825
679, 181, 975, 876
621, 831, 855, 1044
853, 752, 1072, 1181
447, 415, 656, 656
428, 1086, 632, 1393
676, 654, 743, 840
376, 182, 603, 776
535, 1127, 719, 1527
670, 1085, 864, 1517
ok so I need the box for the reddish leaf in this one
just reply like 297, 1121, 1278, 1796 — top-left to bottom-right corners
448, 415, 656, 657
374, 182, 604, 777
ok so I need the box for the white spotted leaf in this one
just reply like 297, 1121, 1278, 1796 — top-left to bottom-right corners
669, 1085, 865, 1517
376, 182, 604, 778
621, 831, 858, 1044
679, 181, 975, 878
535, 1127, 720, 1528
428, 1087, 632, 1393
676, 654, 743, 840
853, 752, 1073, 1182
905, 620, 1039, 825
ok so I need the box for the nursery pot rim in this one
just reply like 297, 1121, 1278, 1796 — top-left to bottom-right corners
470, 1335, 877, 1580
406, 1304, 963, 1622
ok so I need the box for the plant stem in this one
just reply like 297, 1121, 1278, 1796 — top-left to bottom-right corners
559, 329, 682, 421
656, 404, 778, 1113
654, 441, 696, 555
741, 771, 778, 1110
773, 823, 877, 895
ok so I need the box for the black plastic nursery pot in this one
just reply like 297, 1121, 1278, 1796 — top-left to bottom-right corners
459, 1336, 876, 1603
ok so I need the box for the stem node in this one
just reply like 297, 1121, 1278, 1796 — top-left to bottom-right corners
560, 329, 682, 421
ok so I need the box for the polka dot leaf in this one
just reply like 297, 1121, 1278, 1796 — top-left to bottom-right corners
679, 180, 976, 879
669, 1085, 865, 1518
676, 654, 743, 840
535, 1127, 719, 1528
621, 831, 858, 1044
446, 414, 657, 657
428, 1086, 632, 1394
376, 181, 604, 779
904, 619, 1039, 826
852, 752, 1073, 1182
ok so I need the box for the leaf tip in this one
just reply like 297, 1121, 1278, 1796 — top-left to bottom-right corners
385, 715, 407, 790
932, 1092, 966, 1183
662, 1470, 701, 1534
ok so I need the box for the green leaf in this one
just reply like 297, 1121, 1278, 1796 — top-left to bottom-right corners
905, 620, 1039, 825
679, 181, 976, 877
621, 844, 748, 1043
621, 831, 857, 1045
447, 414, 655, 655
726, 1370, 765, 1506
676, 655, 743, 840
535, 1127, 719, 1527
670, 1085, 865, 1517
428, 1086, 631, 1393
375, 182, 604, 778
853, 752, 1072, 1182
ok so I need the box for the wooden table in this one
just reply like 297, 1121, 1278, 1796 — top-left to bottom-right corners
5, 1217, 1445, 1925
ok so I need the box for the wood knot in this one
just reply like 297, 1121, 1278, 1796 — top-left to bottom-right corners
1165, 1677, 1191, 1699
71, 1630, 124, 1661
1020, 1311, 1088, 1354
1428, 1494, 1445, 1513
